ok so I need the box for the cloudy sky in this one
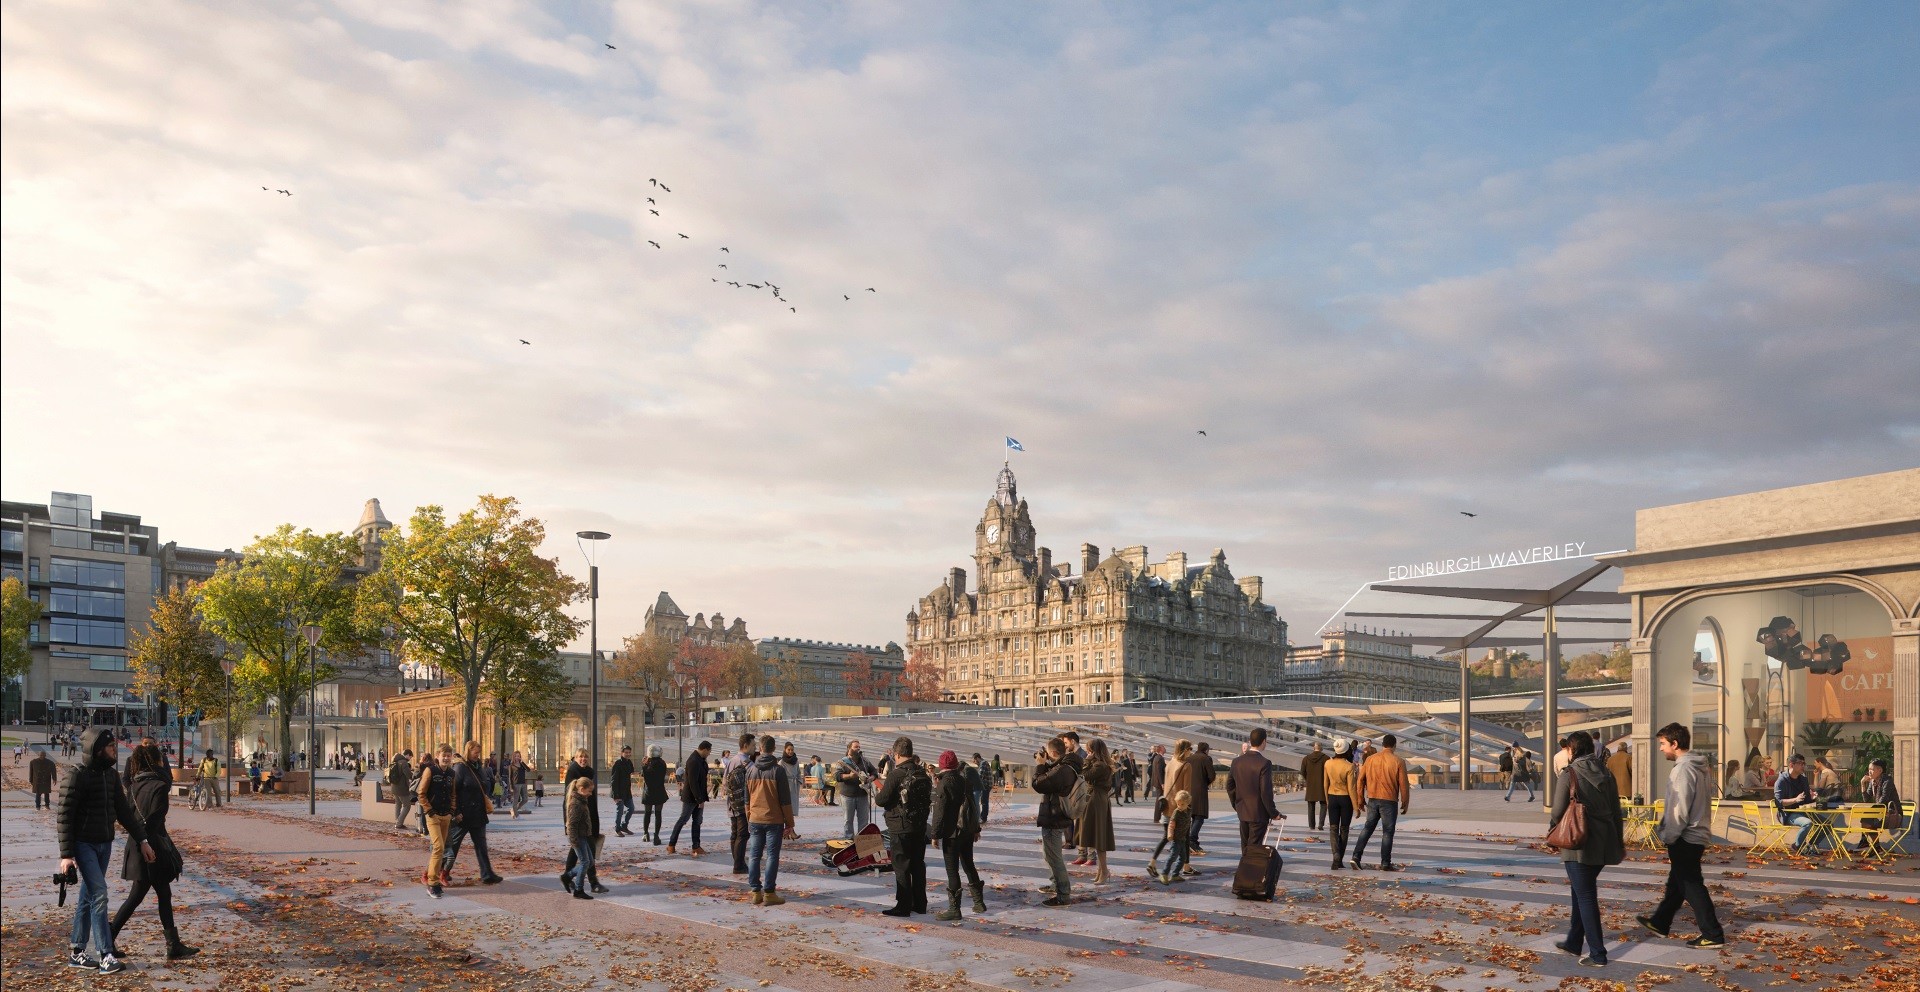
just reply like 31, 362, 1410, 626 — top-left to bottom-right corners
4, 1, 1916, 649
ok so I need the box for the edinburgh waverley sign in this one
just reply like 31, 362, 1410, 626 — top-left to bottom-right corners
1386, 542, 1592, 580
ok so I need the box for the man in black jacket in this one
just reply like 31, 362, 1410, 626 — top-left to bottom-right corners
1146, 744, 1167, 818
388, 751, 414, 831
56, 728, 154, 975
442, 741, 503, 885
611, 745, 637, 837
874, 736, 932, 917
667, 740, 712, 856
1031, 736, 1078, 907
29, 747, 57, 809
561, 749, 608, 892
724, 731, 757, 873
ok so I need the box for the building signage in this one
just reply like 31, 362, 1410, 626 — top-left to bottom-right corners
1809, 636, 1893, 722
1385, 542, 1592, 580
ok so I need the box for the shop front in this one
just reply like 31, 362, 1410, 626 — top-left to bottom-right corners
1606, 469, 1920, 814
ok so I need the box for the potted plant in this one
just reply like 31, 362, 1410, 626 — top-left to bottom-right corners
1853, 708, 1863, 722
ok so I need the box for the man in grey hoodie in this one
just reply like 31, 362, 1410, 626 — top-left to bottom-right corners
1637, 723, 1725, 948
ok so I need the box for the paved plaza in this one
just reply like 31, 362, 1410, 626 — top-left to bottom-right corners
4, 757, 1917, 992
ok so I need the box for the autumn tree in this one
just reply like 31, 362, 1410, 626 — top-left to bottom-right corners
713, 641, 765, 699
128, 584, 229, 767
484, 645, 576, 761
362, 495, 586, 743
608, 631, 679, 755
3, 578, 45, 722
199, 526, 375, 770
899, 648, 945, 702
841, 652, 897, 700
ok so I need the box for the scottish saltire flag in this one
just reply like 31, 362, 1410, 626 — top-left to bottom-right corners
1005, 436, 1025, 452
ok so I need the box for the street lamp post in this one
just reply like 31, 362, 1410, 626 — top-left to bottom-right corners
576, 531, 610, 773
302, 624, 322, 816
221, 652, 236, 804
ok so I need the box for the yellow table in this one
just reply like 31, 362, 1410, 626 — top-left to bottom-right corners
1621, 802, 1664, 850
1811, 804, 1898, 861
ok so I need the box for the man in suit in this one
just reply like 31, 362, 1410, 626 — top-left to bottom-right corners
1226, 728, 1280, 850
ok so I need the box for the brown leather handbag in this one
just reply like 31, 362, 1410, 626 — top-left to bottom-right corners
1546, 784, 1588, 850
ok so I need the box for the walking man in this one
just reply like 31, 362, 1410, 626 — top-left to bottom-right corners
1637, 723, 1726, 948
1506, 746, 1537, 803
836, 739, 879, 838
1349, 734, 1410, 871
56, 729, 155, 975
725, 731, 757, 873
1227, 728, 1280, 849
744, 734, 799, 905
611, 745, 637, 837
388, 750, 414, 831
667, 740, 712, 856
1146, 744, 1167, 819
30, 747, 57, 810
875, 736, 932, 917
418, 746, 456, 897
1299, 741, 1328, 831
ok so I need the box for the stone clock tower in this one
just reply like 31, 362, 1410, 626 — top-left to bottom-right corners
974, 465, 1036, 594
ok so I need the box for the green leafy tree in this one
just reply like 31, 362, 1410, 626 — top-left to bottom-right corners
364, 495, 585, 743
128, 584, 228, 767
3, 577, 44, 721
198, 526, 373, 770
484, 647, 576, 757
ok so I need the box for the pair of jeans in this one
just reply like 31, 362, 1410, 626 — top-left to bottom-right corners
566, 837, 595, 890
69, 840, 114, 956
941, 835, 981, 889
747, 822, 785, 892
1563, 862, 1607, 961
425, 815, 452, 885
891, 831, 928, 911
441, 819, 494, 879
1188, 815, 1208, 850
614, 797, 634, 833
1041, 826, 1071, 900
1351, 799, 1400, 865
641, 801, 664, 838
842, 794, 872, 837
1506, 772, 1535, 801
730, 814, 750, 871
1326, 796, 1354, 865
394, 796, 413, 829
669, 801, 703, 848
1650, 838, 1724, 941
974, 788, 991, 824
1781, 812, 1816, 850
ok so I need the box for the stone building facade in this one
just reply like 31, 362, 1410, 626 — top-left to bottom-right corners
754, 637, 906, 699
642, 591, 751, 649
906, 467, 1287, 707
1282, 629, 1459, 702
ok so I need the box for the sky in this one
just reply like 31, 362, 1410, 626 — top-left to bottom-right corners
4, 1, 1916, 651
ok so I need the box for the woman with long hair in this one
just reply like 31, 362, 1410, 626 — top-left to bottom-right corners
1076, 739, 1116, 883
564, 776, 598, 900
109, 743, 196, 960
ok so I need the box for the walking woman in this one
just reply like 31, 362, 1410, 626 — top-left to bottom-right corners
1188, 742, 1216, 857
640, 745, 670, 844
1549, 732, 1624, 968
1076, 740, 1117, 883
109, 744, 196, 960
929, 751, 985, 919
1324, 739, 1357, 870
564, 776, 597, 899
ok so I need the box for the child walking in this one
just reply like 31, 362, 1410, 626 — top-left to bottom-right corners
1147, 790, 1194, 883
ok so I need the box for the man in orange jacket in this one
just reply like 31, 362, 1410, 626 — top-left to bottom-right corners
1347, 734, 1411, 871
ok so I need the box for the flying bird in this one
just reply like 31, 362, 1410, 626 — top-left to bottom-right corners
1459, 511, 1478, 518
647, 197, 655, 204
518, 339, 530, 345
262, 186, 269, 191
718, 264, 728, 268
605, 43, 616, 49
719, 247, 729, 253
678, 233, 689, 239
844, 295, 850, 300
647, 240, 661, 248
865, 287, 875, 292
789, 307, 796, 312
747, 283, 762, 288
649, 209, 659, 216
1196, 430, 1207, 436
278, 189, 292, 195
659, 183, 671, 192
711, 278, 718, 282
649, 178, 657, 187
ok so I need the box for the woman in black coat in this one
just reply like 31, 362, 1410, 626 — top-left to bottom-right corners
110, 743, 197, 960
640, 746, 670, 844
1548, 732, 1624, 968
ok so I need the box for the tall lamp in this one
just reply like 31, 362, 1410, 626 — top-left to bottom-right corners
576, 530, 610, 772
220, 651, 236, 803
302, 624, 322, 816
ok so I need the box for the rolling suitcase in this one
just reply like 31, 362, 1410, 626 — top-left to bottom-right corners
1232, 844, 1282, 901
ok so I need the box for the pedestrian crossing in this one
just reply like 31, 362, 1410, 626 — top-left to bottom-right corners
611, 804, 1918, 990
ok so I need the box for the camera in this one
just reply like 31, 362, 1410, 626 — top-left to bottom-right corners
54, 865, 77, 906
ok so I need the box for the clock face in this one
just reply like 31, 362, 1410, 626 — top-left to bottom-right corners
986, 524, 1000, 543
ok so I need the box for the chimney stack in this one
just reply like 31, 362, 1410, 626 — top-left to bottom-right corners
949, 567, 968, 597
1081, 543, 1100, 574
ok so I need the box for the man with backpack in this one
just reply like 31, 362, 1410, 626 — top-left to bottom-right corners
874, 736, 932, 917
724, 731, 757, 874
1031, 736, 1082, 907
